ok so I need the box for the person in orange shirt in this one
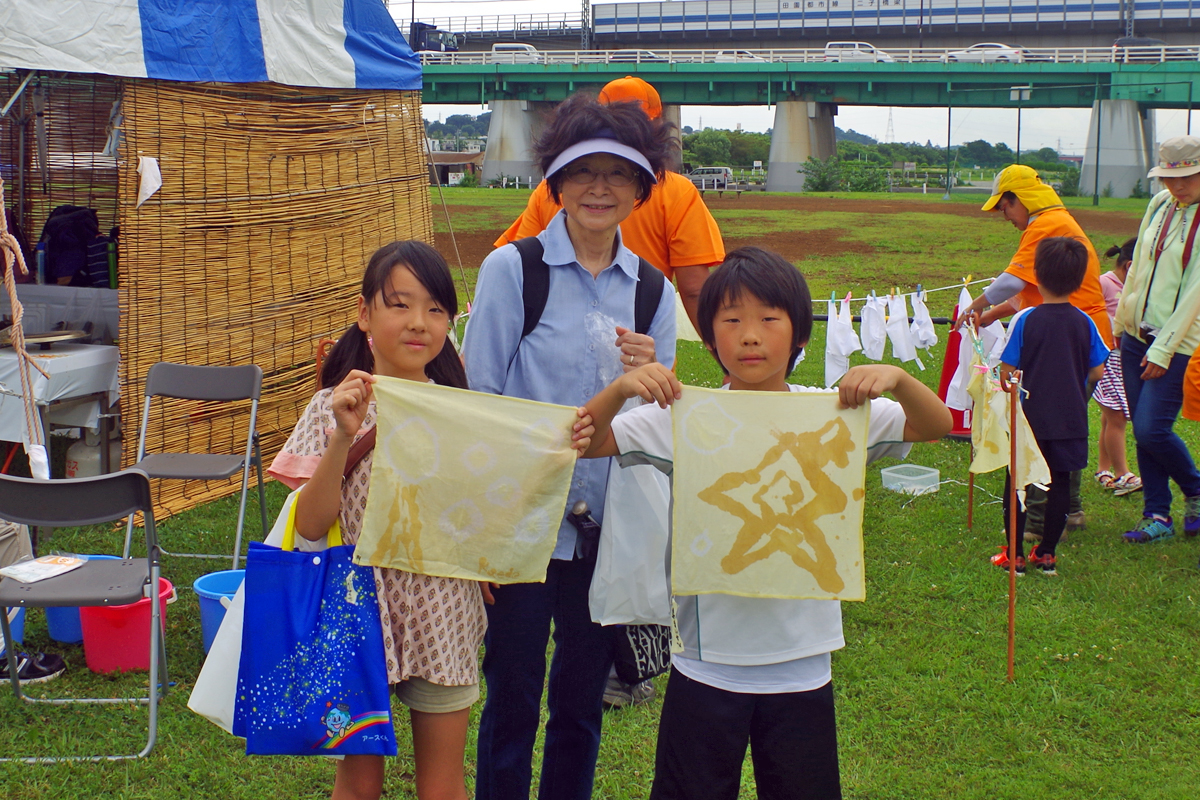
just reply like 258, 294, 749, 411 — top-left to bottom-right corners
493, 76, 724, 333
956, 164, 1114, 347
955, 165, 1113, 539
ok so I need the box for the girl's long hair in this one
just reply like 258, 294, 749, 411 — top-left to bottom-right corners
319, 241, 467, 391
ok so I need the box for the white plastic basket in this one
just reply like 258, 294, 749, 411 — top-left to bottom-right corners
880, 464, 940, 496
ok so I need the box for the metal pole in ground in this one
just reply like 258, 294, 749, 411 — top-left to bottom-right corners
944, 95, 953, 200
1005, 374, 1020, 683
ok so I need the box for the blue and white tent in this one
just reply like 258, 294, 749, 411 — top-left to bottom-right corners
0, 0, 420, 91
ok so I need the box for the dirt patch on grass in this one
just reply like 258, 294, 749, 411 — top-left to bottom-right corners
701, 194, 1143, 236
435, 231, 501, 270
724, 229, 875, 263
437, 194, 1143, 269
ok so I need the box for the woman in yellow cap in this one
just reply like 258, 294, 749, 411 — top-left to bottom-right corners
1114, 135, 1200, 544
955, 164, 1113, 541
955, 164, 1113, 345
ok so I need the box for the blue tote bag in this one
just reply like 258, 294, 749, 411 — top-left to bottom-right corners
233, 501, 397, 756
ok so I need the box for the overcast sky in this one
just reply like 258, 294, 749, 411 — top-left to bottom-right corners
400, 0, 1196, 153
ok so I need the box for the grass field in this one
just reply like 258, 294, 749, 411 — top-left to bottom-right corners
2, 190, 1198, 798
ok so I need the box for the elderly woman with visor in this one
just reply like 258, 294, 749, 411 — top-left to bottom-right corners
1113, 136, 1200, 544
462, 93, 677, 800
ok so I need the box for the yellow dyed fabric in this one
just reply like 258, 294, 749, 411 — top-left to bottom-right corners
966, 354, 1051, 490
354, 378, 578, 584
671, 386, 871, 601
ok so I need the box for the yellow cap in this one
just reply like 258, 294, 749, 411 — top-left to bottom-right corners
980, 164, 1064, 214
598, 76, 663, 120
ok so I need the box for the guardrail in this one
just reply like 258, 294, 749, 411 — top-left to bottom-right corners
393, 13, 584, 37
420, 46, 1200, 66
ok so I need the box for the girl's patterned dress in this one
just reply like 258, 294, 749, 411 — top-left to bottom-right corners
268, 389, 487, 687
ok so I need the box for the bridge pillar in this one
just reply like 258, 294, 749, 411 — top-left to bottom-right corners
1080, 100, 1155, 201
766, 100, 836, 192
482, 100, 555, 185
662, 104, 684, 173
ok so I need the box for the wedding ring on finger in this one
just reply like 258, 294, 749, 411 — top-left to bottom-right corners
628, 354, 636, 366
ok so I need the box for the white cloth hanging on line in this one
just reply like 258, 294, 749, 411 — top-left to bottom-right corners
910, 291, 938, 351
885, 293, 922, 369
859, 294, 887, 361
824, 297, 861, 387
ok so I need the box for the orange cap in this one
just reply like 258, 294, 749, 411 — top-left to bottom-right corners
598, 76, 662, 120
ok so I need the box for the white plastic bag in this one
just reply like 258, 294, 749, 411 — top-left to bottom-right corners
187, 486, 329, 734
589, 459, 672, 626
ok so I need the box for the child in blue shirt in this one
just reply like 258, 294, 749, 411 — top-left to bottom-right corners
992, 236, 1109, 575
580, 247, 952, 799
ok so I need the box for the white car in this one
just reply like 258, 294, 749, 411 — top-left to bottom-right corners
490, 42, 541, 64
944, 43, 1026, 63
714, 49, 767, 63
609, 49, 668, 63
823, 41, 895, 63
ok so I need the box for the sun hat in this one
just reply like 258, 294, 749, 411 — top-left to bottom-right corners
1147, 136, 1200, 178
980, 164, 1064, 214
544, 129, 658, 184
598, 76, 663, 120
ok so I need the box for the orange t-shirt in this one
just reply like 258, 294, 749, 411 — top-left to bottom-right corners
1184, 350, 1200, 421
1004, 207, 1115, 347
493, 172, 725, 279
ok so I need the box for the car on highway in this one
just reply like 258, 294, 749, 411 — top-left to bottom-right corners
609, 49, 669, 63
490, 42, 541, 64
944, 43, 1026, 63
714, 49, 767, 63
1111, 36, 1197, 62
823, 41, 895, 63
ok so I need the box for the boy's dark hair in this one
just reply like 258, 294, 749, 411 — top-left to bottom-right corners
697, 247, 812, 376
533, 93, 676, 208
1105, 236, 1137, 265
320, 240, 467, 391
1034, 236, 1089, 297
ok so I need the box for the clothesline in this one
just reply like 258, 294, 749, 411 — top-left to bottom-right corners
828, 277, 994, 306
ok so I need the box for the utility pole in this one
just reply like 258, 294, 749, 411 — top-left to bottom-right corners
581, 0, 591, 50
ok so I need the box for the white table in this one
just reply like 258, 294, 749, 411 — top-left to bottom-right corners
0, 344, 120, 450
0, 284, 120, 344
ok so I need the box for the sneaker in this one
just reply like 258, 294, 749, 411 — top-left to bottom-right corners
1065, 511, 1087, 533
1123, 516, 1174, 544
1112, 474, 1143, 497
1095, 470, 1117, 490
1185, 496, 1200, 537
603, 675, 655, 709
990, 547, 1025, 575
1028, 547, 1058, 576
0, 651, 66, 684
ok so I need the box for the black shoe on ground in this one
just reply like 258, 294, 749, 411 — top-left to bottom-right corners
1, 651, 66, 684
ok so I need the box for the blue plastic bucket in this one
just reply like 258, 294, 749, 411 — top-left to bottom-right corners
46, 555, 120, 644
2, 607, 25, 652
194, 570, 244, 653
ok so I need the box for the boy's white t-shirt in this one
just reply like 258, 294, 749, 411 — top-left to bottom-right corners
609, 384, 912, 694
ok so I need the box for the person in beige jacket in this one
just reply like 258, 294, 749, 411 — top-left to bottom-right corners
1112, 135, 1200, 543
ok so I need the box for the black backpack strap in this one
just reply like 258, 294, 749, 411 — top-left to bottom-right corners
513, 237, 549, 340
634, 258, 666, 336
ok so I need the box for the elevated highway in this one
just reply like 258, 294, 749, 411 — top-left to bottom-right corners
420, 46, 1198, 196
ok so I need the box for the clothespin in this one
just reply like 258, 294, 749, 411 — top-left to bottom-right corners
963, 274, 972, 286
843, 290, 852, 305
916, 283, 924, 301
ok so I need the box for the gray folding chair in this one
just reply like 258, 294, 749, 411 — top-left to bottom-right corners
0, 469, 167, 763
123, 363, 268, 569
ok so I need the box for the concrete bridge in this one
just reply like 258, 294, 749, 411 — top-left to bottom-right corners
420, 47, 1200, 195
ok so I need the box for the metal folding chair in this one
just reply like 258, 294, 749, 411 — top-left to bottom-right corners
123, 363, 268, 569
0, 469, 167, 763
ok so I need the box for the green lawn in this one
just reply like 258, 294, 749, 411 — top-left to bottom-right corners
2, 191, 1198, 798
